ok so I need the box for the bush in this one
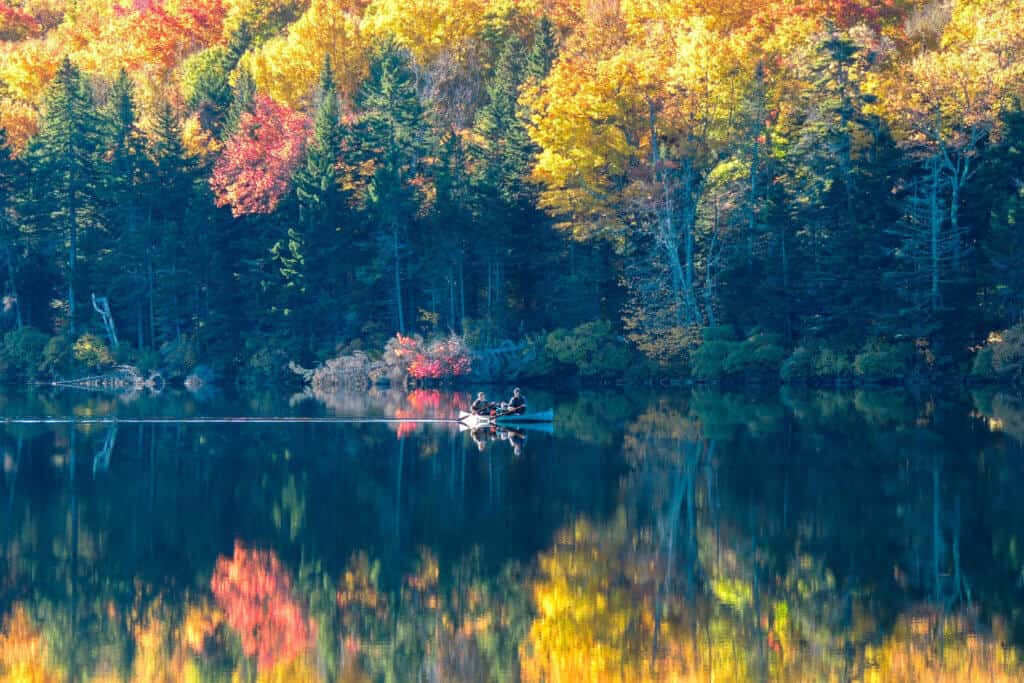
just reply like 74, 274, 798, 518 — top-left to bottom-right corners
241, 341, 294, 387
781, 344, 853, 384
0, 326, 48, 381
722, 333, 785, 376
544, 320, 632, 378
853, 340, 917, 382
40, 334, 73, 377
988, 324, 1024, 382
693, 331, 785, 381
691, 340, 735, 381
73, 334, 115, 370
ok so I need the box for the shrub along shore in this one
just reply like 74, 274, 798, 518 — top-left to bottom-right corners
3, 317, 1018, 390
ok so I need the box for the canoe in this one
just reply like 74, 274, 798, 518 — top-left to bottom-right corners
457, 409, 554, 428
496, 409, 554, 424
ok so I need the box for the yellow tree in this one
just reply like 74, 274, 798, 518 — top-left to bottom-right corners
360, 0, 492, 66
240, 0, 368, 108
528, 0, 751, 360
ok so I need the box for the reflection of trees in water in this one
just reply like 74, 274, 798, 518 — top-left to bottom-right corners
4, 389, 1024, 681
523, 391, 1024, 681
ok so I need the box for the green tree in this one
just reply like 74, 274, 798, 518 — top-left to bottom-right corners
0, 128, 27, 330
26, 58, 103, 336
276, 54, 348, 347
355, 40, 433, 335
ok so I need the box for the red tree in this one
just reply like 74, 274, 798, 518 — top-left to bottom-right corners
210, 541, 314, 670
211, 95, 310, 216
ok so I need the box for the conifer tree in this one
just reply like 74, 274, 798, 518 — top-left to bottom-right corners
0, 129, 26, 329
27, 58, 102, 336
276, 54, 347, 345
222, 66, 257, 139
101, 70, 150, 348
355, 40, 433, 334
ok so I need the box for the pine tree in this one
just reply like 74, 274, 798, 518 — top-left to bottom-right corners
356, 40, 433, 334
222, 66, 257, 140
27, 58, 103, 336
525, 16, 557, 83
101, 70, 150, 349
0, 129, 27, 329
148, 101, 198, 346
276, 54, 347, 346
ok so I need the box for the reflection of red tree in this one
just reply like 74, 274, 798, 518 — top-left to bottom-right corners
210, 541, 314, 670
393, 408, 418, 438
393, 390, 470, 437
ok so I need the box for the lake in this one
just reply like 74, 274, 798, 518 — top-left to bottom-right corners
2, 385, 1024, 681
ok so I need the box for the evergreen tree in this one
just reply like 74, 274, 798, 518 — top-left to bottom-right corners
148, 101, 198, 346
0, 129, 27, 329
355, 40, 433, 334
101, 70, 150, 349
276, 54, 347, 346
525, 16, 557, 83
222, 66, 257, 139
27, 58, 103, 336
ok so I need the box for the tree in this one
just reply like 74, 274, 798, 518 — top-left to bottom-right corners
275, 54, 348, 346
100, 70, 150, 349
354, 40, 434, 335
211, 94, 310, 217
0, 128, 27, 330
26, 58, 102, 336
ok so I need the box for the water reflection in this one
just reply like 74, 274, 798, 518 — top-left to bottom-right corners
2, 387, 1024, 681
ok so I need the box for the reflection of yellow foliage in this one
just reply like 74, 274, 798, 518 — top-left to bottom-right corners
866, 608, 1024, 683
521, 512, 697, 682
182, 602, 223, 654
254, 655, 322, 683
0, 605, 58, 682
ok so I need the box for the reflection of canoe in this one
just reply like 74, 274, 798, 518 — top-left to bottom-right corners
457, 409, 554, 428
458, 419, 552, 436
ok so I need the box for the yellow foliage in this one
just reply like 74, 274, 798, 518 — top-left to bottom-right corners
241, 0, 368, 108
0, 605, 58, 683
866, 608, 1024, 683
361, 0, 490, 64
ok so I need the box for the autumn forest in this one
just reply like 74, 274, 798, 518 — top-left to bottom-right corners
0, 0, 1023, 385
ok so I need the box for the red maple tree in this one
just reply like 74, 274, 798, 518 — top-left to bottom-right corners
210, 541, 315, 670
211, 95, 310, 216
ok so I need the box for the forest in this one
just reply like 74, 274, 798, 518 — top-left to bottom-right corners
0, 0, 1022, 385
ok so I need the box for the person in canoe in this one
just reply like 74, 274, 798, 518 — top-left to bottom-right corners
471, 392, 492, 415
505, 387, 527, 415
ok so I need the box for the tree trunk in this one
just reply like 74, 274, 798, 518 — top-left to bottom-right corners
393, 225, 405, 334
147, 252, 156, 347
5, 246, 21, 330
929, 157, 942, 312
68, 211, 77, 336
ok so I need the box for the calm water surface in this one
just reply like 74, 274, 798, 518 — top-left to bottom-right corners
2, 386, 1024, 681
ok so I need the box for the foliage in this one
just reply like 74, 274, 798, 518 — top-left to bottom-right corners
385, 333, 472, 380
0, 326, 47, 380
72, 333, 114, 370
781, 344, 854, 383
211, 94, 310, 216
0, 0, 1019, 383
210, 541, 315, 671
544, 320, 632, 378
39, 335, 72, 377
693, 331, 786, 381
853, 340, 918, 382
